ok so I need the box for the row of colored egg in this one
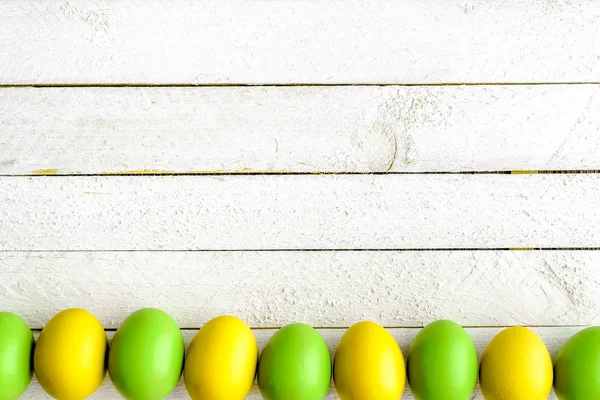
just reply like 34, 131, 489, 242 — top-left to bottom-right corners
0, 308, 596, 400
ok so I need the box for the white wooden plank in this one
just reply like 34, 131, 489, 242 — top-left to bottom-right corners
20, 327, 575, 399
2, 174, 600, 250
389, 84, 600, 172
2, 251, 600, 328
1, 1, 599, 84
0, 86, 395, 174
2, 85, 600, 174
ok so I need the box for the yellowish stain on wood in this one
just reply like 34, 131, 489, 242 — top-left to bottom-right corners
511, 170, 539, 174
32, 169, 58, 175
99, 168, 294, 175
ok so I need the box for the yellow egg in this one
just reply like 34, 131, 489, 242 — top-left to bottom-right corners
34, 309, 107, 400
480, 327, 552, 400
184, 316, 258, 400
334, 321, 405, 400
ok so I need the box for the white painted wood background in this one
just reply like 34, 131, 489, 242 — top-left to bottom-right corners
2, 251, 599, 329
1, 0, 600, 398
2, 85, 600, 174
1, 0, 600, 84
3, 174, 600, 250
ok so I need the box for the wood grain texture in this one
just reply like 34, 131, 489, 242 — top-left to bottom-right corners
2, 85, 600, 174
1, 1, 599, 84
2, 251, 600, 329
0, 86, 395, 174
2, 174, 600, 250
20, 327, 575, 399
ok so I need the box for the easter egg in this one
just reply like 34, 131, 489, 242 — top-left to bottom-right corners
184, 315, 258, 400
408, 320, 477, 400
108, 308, 184, 400
0, 312, 34, 400
334, 321, 405, 400
258, 323, 331, 400
554, 326, 600, 399
34, 308, 107, 400
479, 327, 552, 400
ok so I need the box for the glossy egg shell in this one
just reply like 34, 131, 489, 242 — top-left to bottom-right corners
334, 321, 405, 400
108, 308, 184, 400
408, 320, 477, 400
258, 323, 331, 400
554, 326, 600, 400
184, 315, 258, 400
0, 312, 34, 400
479, 327, 552, 400
34, 308, 107, 400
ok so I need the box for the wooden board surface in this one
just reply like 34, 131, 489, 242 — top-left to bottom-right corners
2, 174, 600, 251
2, 85, 600, 174
2, 1, 599, 84
0, 86, 395, 174
2, 250, 599, 329
20, 327, 575, 399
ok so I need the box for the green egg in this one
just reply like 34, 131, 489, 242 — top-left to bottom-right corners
407, 320, 477, 400
108, 308, 184, 400
258, 323, 331, 400
0, 312, 34, 400
554, 326, 600, 399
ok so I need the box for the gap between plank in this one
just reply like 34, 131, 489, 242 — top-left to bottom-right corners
1, 82, 600, 88
4, 170, 600, 177
3, 248, 600, 253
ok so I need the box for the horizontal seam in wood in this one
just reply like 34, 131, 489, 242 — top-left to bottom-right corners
3, 248, 600, 252
3, 170, 600, 177
0, 82, 599, 88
